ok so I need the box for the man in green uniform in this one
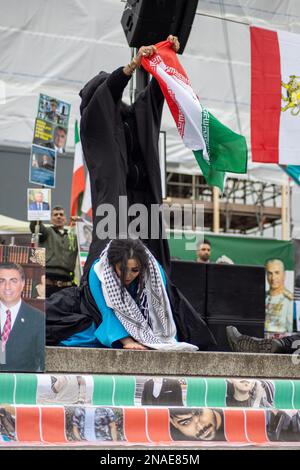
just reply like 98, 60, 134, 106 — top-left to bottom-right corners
30, 206, 78, 297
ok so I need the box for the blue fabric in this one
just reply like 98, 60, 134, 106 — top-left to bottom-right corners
90, 262, 167, 347
60, 322, 101, 347
61, 259, 168, 348
89, 261, 129, 347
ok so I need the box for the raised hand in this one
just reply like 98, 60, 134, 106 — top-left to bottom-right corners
167, 34, 180, 52
124, 44, 157, 75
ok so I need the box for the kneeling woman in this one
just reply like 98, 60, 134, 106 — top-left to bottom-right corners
61, 238, 198, 351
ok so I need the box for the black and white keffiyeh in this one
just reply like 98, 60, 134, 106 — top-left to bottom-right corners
94, 242, 198, 351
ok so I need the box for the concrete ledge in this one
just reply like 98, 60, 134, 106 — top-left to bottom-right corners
45, 347, 300, 378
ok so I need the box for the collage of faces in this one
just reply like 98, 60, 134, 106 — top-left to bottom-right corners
0, 375, 300, 445
1, 405, 300, 444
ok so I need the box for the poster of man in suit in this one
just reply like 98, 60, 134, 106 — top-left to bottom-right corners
27, 188, 51, 221
0, 249, 45, 372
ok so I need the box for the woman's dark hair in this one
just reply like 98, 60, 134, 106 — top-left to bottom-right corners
107, 238, 149, 301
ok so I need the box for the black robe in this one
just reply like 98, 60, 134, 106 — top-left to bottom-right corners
46, 68, 216, 350
79, 68, 170, 278
46, 278, 216, 350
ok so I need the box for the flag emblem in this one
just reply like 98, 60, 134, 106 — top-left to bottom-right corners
281, 75, 300, 115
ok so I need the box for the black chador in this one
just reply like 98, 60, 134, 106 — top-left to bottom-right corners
46, 67, 216, 350
79, 67, 170, 278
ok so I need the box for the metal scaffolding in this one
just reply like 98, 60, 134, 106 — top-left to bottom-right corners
165, 172, 285, 236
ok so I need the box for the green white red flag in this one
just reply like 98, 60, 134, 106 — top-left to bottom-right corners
142, 40, 248, 191
70, 119, 92, 219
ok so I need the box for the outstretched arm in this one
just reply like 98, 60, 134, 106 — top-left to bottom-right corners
136, 35, 180, 123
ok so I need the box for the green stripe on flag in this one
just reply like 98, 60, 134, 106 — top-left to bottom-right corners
194, 110, 248, 192
206, 378, 227, 407
92, 376, 114, 406
74, 119, 80, 144
186, 378, 207, 407
0, 373, 15, 404
113, 376, 135, 406
15, 374, 37, 405
194, 150, 225, 191
208, 112, 248, 174
292, 381, 300, 409
274, 380, 294, 409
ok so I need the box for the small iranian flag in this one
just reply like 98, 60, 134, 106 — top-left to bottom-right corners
142, 41, 248, 191
251, 26, 300, 164
70, 120, 85, 216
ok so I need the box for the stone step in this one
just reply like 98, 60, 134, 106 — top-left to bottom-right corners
45, 347, 300, 379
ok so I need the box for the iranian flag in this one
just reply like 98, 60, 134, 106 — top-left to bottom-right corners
142, 40, 248, 191
70, 120, 85, 216
251, 26, 300, 164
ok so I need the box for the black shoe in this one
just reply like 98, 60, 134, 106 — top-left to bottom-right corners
226, 326, 284, 353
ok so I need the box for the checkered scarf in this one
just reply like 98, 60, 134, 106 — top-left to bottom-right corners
94, 243, 198, 351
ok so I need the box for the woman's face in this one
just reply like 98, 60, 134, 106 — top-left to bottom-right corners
115, 258, 140, 286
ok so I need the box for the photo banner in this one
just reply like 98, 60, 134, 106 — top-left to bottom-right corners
27, 188, 51, 221
29, 144, 57, 188
0, 247, 45, 372
28, 94, 71, 198
1, 405, 300, 446
169, 233, 296, 334
0, 374, 299, 410
294, 239, 300, 330
76, 219, 93, 275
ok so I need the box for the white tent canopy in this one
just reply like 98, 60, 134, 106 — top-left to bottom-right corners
1, 0, 300, 154
0, 214, 29, 233
0, 0, 300, 229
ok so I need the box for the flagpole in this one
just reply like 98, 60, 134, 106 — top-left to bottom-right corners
213, 186, 220, 233
281, 173, 290, 240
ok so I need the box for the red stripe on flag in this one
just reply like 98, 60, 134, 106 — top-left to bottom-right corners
123, 408, 150, 443
16, 407, 41, 442
224, 409, 248, 443
142, 41, 188, 136
146, 408, 172, 443
41, 407, 67, 443
251, 26, 281, 163
246, 410, 269, 444
70, 166, 85, 216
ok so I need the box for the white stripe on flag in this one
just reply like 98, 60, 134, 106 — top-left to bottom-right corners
156, 62, 209, 160
278, 30, 300, 165
81, 171, 92, 217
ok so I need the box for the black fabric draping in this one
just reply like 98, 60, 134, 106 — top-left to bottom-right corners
46, 66, 216, 350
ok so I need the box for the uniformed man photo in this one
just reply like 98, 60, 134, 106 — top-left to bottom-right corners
265, 259, 293, 337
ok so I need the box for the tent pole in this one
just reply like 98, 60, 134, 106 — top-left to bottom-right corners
281, 174, 290, 240
213, 186, 220, 233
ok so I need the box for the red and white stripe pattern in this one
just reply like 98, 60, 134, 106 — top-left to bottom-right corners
81, 171, 92, 221
251, 26, 300, 164
142, 41, 209, 160
70, 120, 85, 217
